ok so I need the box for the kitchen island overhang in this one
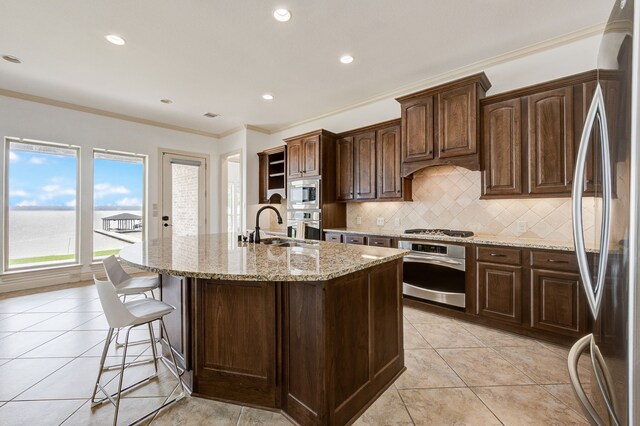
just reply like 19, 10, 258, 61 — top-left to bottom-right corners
119, 234, 407, 425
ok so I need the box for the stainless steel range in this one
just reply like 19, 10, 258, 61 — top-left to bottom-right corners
399, 229, 473, 308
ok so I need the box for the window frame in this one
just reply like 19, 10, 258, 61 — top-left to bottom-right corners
3, 137, 81, 272
92, 148, 147, 262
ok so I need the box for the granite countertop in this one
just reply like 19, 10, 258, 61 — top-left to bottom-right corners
323, 227, 585, 252
119, 233, 408, 282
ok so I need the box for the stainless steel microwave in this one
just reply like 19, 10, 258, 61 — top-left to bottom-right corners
287, 178, 320, 210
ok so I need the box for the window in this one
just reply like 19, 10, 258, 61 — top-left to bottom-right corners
4, 138, 79, 269
93, 150, 145, 260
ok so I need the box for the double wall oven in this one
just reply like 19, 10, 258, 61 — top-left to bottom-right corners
287, 178, 322, 240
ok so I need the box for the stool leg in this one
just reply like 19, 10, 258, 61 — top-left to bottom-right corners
159, 318, 185, 395
114, 295, 126, 347
91, 328, 114, 404
112, 326, 132, 426
148, 322, 159, 374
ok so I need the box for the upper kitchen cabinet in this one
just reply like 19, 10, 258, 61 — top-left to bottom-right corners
258, 146, 287, 204
397, 73, 491, 177
480, 70, 622, 199
335, 119, 412, 202
285, 133, 326, 179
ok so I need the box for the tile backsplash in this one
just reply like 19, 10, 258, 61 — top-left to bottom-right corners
347, 165, 594, 242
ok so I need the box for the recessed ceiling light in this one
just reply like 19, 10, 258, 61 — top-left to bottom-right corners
105, 34, 126, 46
2, 55, 21, 64
160, 99, 173, 104
262, 94, 274, 100
273, 8, 291, 22
340, 55, 354, 64
203, 112, 220, 118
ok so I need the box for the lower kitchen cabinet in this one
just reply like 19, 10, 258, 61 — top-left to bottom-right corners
530, 268, 586, 337
476, 262, 522, 324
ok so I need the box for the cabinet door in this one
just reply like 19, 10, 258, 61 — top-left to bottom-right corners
439, 84, 477, 158
482, 99, 523, 196
401, 96, 435, 163
477, 262, 522, 324
354, 132, 376, 200
336, 136, 354, 201
377, 124, 403, 199
531, 269, 586, 337
258, 153, 269, 204
527, 87, 574, 194
287, 140, 303, 179
302, 136, 320, 177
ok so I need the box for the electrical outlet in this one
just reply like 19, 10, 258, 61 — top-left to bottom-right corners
376, 217, 385, 226
356, 216, 362, 225
516, 221, 527, 233
394, 217, 401, 227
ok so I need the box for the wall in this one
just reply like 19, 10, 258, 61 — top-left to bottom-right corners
0, 95, 218, 291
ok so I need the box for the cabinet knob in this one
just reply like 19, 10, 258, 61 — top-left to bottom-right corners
489, 253, 506, 257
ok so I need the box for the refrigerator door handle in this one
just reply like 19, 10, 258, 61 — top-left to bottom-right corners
590, 338, 622, 426
571, 84, 613, 318
568, 334, 607, 425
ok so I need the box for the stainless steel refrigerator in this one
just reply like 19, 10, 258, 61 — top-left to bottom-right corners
569, 0, 639, 424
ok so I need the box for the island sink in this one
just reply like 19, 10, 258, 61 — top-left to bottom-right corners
119, 233, 407, 425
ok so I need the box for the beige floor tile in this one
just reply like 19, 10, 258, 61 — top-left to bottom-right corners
237, 406, 293, 425
0, 357, 72, 400
413, 322, 484, 348
21, 330, 107, 358
27, 298, 87, 313
438, 347, 534, 386
24, 312, 101, 331
81, 329, 156, 357
151, 396, 242, 425
543, 383, 591, 420
0, 399, 85, 426
403, 323, 430, 349
0, 297, 52, 313
394, 349, 464, 389
102, 358, 182, 399
0, 312, 59, 332
68, 299, 106, 313
73, 314, 110, 331
495, 345, 575, 384
400, 387, 501, 425
402, 306, 454, 324
353, 386, 413, 425
473, 385, 589, 425
0, 331, 63, 358
460, 322, 540, 347
62, 396, 166, 426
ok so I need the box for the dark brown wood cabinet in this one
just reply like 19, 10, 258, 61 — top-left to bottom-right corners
481, 99, 522, 196
287, 139, 303, 179
377, 124, 406, 199
527, 87, 574, 195
397, 73, 491, 176
476, 261, 523, 325
336, 136, 354, 201
258, 146, 286, 204
354, 132, 376, 200
286, 135, 321, 179
531, 269, 585, 337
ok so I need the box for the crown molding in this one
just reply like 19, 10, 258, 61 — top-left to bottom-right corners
267, 22, 607, 136
0, 88, 221, 139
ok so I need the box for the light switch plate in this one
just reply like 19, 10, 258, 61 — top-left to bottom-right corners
516, 221, 527, 233
376, 217, 385, 226
356, 216, 362, 225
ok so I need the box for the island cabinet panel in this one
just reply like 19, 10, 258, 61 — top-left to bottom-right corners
193, 279, 279, 408
160, 274, 191, 374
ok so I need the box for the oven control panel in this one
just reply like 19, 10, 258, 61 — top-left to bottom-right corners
411, 243, 447, 255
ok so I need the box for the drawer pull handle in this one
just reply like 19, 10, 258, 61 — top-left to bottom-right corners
490, 253, 506, 257
547, 259, 569, 264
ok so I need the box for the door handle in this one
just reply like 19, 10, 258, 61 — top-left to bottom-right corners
568, 334, 606, 425
162, 215, 170, 221
571, 84, 612, 318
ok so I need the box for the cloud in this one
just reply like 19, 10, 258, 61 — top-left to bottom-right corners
16, 200, 38, 207
94, 183, 130, 199
116, 197, 142, 207
9, 152, 19, 162
66, 199, 76, 207
29, 156, 46, 165
9, 189, 30, 197
40, 184, 76, 200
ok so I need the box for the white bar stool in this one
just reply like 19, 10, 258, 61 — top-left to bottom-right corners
91, 277, 186, 426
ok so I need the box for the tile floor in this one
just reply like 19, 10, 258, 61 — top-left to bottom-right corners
0, 282, 592, 425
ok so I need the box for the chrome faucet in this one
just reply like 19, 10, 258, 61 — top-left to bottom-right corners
254, 206, 283, 244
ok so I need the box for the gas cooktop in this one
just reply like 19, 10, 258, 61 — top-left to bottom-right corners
404, 229, 474, 238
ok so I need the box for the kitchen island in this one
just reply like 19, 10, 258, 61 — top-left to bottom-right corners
119, 233, 407, 425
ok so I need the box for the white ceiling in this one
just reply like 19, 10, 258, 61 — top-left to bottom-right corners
0, 0, 614, 137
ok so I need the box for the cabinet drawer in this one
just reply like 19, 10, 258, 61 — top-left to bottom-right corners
368, 237, 392, 248
530, 250, 578, 272
325, 233, 342, 243
476, 246, 521, 265
344, 235, 366, 245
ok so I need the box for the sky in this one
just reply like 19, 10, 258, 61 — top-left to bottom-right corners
8, 149, 143, 208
